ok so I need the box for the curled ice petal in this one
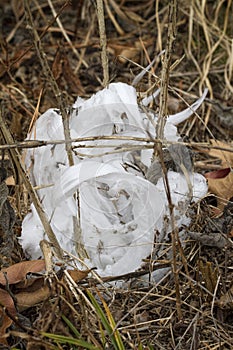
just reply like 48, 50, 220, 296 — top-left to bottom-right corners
167, 88, 208, 125
141, 88, 160, 107
54, 161, 123, 203
132, 58, 156, 86
132, 50, 165, 86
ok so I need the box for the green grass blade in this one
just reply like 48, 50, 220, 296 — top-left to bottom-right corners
61, 314, 81, 338
87, 289, 119, 350
100, 295, 125, 350
42, 332, 100, 349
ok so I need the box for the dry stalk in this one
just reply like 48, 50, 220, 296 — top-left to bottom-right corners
24, 0, 74, 167
0, 137, 231, 154
47, 0, 88, 69
155, 0, 184, 321
156, 2, 177, 140
155, 0, 163, 52
0, 109, 63, 259
96, 0, 109, 87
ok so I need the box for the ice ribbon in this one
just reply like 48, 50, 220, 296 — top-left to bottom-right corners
21, 82, 208, 278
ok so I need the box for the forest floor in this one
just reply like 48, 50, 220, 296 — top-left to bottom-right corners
0, 1, 233, 349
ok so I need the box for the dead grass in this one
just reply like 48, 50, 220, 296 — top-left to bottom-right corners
0, 0, 233, 349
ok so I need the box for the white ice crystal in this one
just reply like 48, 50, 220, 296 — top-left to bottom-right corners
20, 83, 208, 279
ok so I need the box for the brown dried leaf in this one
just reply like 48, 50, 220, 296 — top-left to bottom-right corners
16, 284, 51, 311
0, 260, 45, 285
0, 290, 15, 344
205, 140, 233, 209
208, 140, 233, 168
15, 275, 45, 291
0, 289, 16, 345
0, 261, 47, 342
0, 309, 12, 346
67, 268, 91, 282
206, 171, 233, 210
205, 168, 231, 179
0, 289, 16, 316
0, 262, 44, 343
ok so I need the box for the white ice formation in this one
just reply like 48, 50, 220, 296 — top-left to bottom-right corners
20, 83, 208, 279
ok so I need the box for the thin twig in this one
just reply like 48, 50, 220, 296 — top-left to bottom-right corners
96, 0, 109, 87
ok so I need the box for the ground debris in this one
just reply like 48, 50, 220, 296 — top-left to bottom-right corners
188, 200, 233, 248
0, 165, 15, 266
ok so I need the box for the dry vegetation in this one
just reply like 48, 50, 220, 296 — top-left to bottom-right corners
0, 0, 233, 349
